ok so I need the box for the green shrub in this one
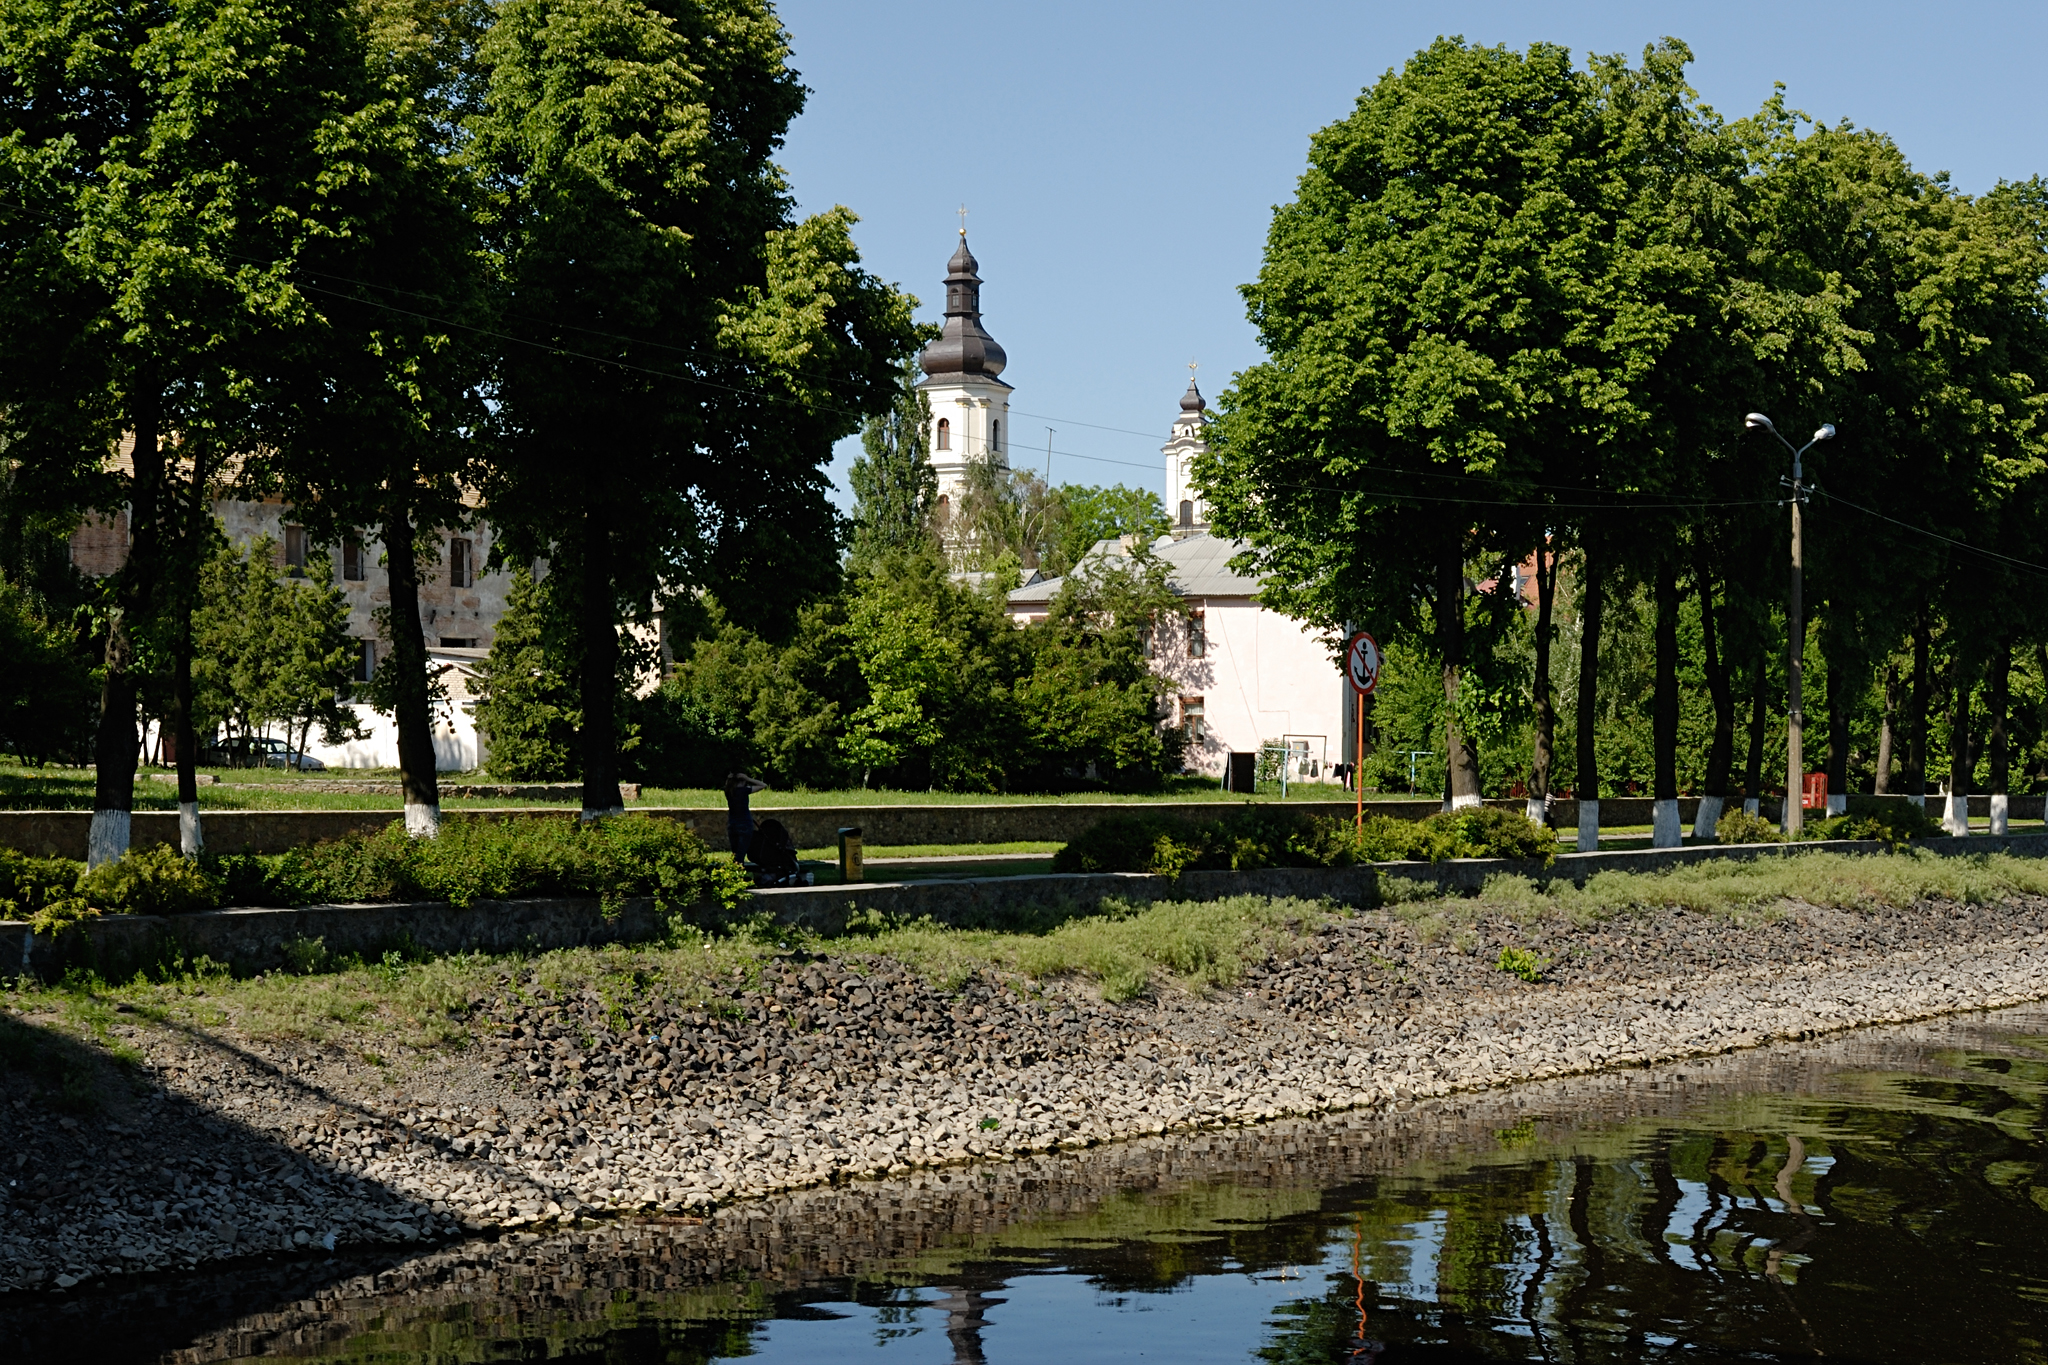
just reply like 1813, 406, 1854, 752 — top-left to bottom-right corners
1715, 808, 1783, 845
260, 815, 752, 917
1801, 794, 1943, 849
1495, 945, 1546, 982
75, 845, 220, 915
0, 848, 87, 921
1051, 804, 1552, 876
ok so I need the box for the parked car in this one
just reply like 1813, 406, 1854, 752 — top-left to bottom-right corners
199, 735, 327, 770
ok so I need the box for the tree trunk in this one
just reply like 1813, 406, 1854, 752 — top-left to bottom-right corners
1905, 613, 1930, 810
1742, 656, 1767, 816
1435, 537, 1480, 809
1693, 553, 1733, 838
580, 500, 621, 819
89, 395, 166, 868
169, 450, 208, 855
1874, 662, 1897, 794
382, 507, 441, 836
1943, 654, 1973, 836
1988, 641, 2011, 835
1651, 559, 1680, 847
1826, 656, 1850, 815
1528, 537, 1557, 827
1574, 536, 1604, 850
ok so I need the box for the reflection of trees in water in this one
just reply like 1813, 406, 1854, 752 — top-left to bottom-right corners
1251, 1057, 2048, 1361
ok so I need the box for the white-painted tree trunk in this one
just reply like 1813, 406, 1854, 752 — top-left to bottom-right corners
1908, 791, 1925, 811
1577, 800, 1599, 852
178, 802, 203, 856
1826, 793, 1846, 816
1742, 796, 1759, 816
580, 805, 624, 825
1942, 794, 1969, 836
1651, 798, 1682, 848
86, 810, 130, 870
1449, 792, 1482, 810
1692, 794, 1724, 841
404, 802, 441, 838
1524, 796, 1547, 826
1991, 793, 2009, 835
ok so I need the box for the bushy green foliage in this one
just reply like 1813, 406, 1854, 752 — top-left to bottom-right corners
1053, 805, 1553, 875
656, 545, 1183, 794
193, 536, 364, 762
1800, 794, 1944, 848
470, 566, 582, 781
260, 816, 751, 916
0, 848, 86, 920
0, 579, 94, 765
75, 846, 220, 916
1714, 807, 1784, 845
1495, 945, 1546, 982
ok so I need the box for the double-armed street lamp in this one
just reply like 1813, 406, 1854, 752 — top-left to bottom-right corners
1745, 413, 1836, 836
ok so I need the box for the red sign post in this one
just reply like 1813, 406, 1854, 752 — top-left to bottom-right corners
1346, 632, 1382, 829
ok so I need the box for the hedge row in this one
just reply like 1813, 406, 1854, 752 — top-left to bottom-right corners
2, 816, 753, 936
1050, 805, 1555, 876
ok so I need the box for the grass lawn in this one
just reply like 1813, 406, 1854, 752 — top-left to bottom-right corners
0, 766, 1379, 812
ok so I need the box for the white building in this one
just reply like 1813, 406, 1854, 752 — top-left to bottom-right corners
916, 231, 1012, 525
1006, 381, 1348, 784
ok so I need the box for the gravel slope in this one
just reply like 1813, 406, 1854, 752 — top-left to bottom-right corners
4, 893, 2047, 1293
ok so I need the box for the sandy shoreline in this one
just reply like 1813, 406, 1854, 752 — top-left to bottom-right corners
4, 891, 2047, 1293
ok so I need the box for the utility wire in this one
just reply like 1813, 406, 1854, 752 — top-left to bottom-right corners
1812, 487, 2048, 580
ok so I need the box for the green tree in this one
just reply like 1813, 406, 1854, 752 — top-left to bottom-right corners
1045, 484, 1170, 578
0, 579, 94, 764
471, 0, 920, 819
847, 363, 937, 571
471, 566, 580, 780
0, 0, 422, 861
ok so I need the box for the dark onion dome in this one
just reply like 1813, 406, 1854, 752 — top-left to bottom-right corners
919, 232, 1008, 380
1179, 377, 1206, 414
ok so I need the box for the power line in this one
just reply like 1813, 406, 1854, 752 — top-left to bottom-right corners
1813, 487, 2048, 580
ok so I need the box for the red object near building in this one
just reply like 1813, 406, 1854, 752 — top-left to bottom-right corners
1802, 772, 1827, 810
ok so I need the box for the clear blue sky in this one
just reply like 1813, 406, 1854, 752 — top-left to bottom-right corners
771, 0, 2048, 513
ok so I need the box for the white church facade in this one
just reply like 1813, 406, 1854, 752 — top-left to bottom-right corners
921, 235, 1347, 785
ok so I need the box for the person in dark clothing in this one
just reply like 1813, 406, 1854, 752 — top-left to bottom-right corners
724, 770, 768, 862
747, 817, 805, 885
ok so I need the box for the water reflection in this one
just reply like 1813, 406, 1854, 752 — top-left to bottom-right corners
16, 1006, 2047, 1364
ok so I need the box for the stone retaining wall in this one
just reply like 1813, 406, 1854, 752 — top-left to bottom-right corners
11, 831, 2047, 981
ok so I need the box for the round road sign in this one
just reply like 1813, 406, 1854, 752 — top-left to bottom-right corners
1346, 631, 1382, 695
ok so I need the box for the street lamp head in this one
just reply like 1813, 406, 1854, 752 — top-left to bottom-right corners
1814, 424, 1836, 442
1745, 412, 1774, 431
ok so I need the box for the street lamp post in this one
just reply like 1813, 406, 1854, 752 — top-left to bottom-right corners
1745, 413, 1836, 836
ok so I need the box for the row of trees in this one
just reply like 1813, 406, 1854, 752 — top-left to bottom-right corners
1202, 37, 2048, 842
0, 0, 918, 861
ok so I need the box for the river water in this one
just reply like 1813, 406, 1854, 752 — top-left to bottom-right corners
16, 1004, 2048, 1363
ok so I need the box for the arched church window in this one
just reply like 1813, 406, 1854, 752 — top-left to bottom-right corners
1180, 500, 1193, 527
936, 418, 950, 451
991, 420, 1000, 453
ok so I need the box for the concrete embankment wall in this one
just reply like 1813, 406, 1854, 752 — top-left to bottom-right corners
10, 832, 2048, 982
10, 793, 2029, 859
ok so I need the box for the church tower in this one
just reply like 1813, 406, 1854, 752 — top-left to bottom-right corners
917, 232, 1011, 520
1164, 376, 1208, 535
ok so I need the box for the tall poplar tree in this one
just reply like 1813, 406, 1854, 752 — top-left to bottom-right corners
848, 364, 937, 572
471, 0, 920, 819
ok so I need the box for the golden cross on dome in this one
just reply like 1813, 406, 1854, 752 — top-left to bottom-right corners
1189, 358, 1199, 378
958, 204, 968, 236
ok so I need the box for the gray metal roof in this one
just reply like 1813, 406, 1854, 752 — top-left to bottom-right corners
1006, 532, 1261, 610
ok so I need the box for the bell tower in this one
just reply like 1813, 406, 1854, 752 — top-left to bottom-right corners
1164, 375, 1208, 536
917, 230, 1012, 519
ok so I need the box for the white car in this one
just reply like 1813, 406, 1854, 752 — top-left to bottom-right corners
253, 737, 327, 771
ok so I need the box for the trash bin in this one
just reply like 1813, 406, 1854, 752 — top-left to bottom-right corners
837, 826, 863, 883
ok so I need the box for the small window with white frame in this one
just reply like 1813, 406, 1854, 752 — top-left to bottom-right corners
1189, 610, 1206, 659
1181, 696, 1205, 745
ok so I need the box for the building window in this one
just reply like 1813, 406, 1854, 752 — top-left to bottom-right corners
283, 524, 307, 576
450, 537, 472, 588
991, 419, 1000, 454
439, 636, 475, 649
342, 536, 366, 582
1182, 696, 1205, 745
936, 418, 951, 451
352, 640, 376, 683
1180, 499, 1193, 527
1189, 611, 1206, 659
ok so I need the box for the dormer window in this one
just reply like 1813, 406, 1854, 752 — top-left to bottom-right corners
936, 418, 951, 451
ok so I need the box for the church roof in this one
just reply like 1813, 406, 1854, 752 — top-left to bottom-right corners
1179, 377, 1206, 415
919, 232, 1009, 384
1005, 531, 1262, 610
